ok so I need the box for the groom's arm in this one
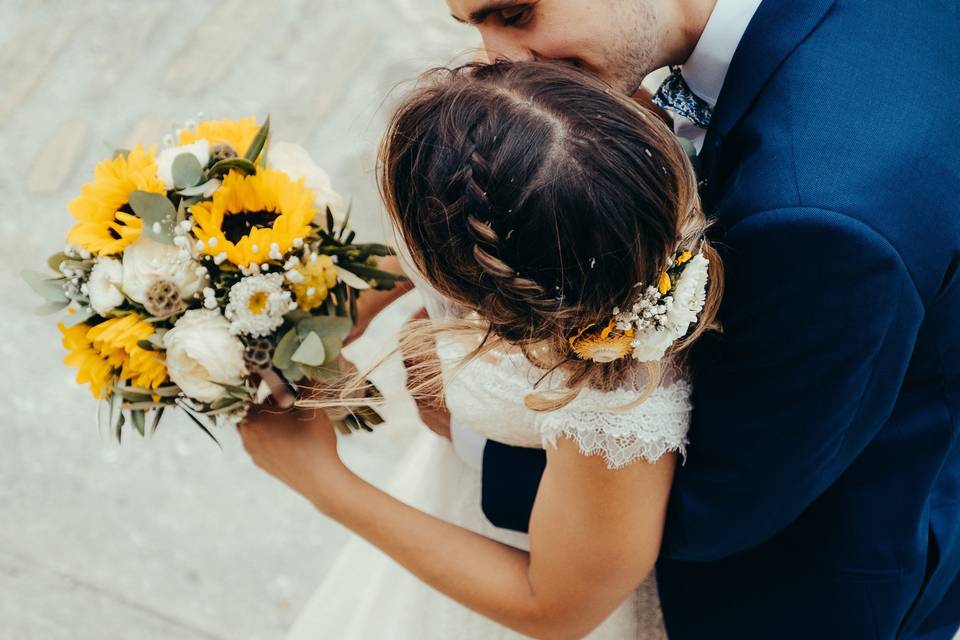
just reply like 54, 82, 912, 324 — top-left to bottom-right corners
660, 207, 923, 561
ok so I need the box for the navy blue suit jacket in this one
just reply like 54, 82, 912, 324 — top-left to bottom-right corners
481, 1, 960, 637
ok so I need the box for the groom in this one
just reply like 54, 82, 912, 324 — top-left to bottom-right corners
421, 0, 960, 638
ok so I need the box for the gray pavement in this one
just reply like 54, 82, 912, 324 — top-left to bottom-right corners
0, 1, 472, 638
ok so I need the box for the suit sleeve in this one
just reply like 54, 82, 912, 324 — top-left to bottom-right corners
660, 207, 924, 561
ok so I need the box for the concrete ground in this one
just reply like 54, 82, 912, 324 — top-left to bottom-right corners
4, 2, 956, 640
0, 1, 472, 638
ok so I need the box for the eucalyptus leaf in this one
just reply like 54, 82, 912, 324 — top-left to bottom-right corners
244, 116, 271, 164
177, 178, 221, 197
280, 361, 304, 384
137, 339, 157, 351
290, 331, 326, 366
128, 191, 177, 244
21, 269, 68, 302
131, 409, 146, 436
34, 300, 70, 316
319, 334, 343, 366
296, 315, 353, 341
272, 327, 301, 369
300, 364, 339, 384
172, 153, 203, 189
326, 208, 335, 234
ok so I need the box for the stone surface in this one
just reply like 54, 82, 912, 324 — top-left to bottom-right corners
0, 1, 473, 638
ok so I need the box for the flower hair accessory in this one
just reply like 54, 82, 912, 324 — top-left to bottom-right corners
569, 250, 710, 363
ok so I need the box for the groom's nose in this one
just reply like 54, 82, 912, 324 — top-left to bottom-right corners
477, 27, 536, 63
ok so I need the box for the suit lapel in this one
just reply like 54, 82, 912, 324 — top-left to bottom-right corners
700, 0, 837, 204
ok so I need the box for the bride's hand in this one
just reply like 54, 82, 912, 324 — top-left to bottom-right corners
237, 401, 351, 511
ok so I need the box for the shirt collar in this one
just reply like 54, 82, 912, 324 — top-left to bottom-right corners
681, 0, 764, 108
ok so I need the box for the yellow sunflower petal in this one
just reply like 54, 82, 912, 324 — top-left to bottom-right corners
190, 168, 316, 267
178, 117, 260, 158
66, 145, 165, 256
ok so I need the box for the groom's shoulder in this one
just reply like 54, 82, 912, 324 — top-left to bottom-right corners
716, 0, 959, 298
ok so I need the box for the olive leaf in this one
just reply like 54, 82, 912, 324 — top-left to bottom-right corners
149, 406, 165, 434
131, 409, 146, 436
172, 153, 203, 189
208, 380, 253, 400
244, 115, 271, 164
109, 392, 124, 442
336, 202, 352, 239
334, 266, 371, 291
209, 157, 257, 177
46, 252, 69, 273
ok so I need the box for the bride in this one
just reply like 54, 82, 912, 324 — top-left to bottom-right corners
237, 60, 722, 639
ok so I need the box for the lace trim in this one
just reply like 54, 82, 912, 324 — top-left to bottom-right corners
437, 336, 693, 468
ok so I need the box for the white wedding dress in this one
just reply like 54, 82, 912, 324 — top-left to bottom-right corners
286, 291, 692, 639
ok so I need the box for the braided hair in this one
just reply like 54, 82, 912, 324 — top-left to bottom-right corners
337, 61, 722, 412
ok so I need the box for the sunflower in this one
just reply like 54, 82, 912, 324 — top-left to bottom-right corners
59, 322, 115, 399
190, 168, 316, 267
569, 320, 634, 363
290, 254, 338, 311
58, 314, 168, 399
178, 116, 260, 159
66, 145, 167, 256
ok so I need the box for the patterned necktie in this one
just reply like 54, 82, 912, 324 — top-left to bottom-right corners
652, 66, 713, 129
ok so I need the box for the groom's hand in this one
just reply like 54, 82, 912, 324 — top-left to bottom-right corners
401, 307, 452, 440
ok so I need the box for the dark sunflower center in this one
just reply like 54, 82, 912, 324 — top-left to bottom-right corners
111, 203, 135, 240
222, 210, 279, 244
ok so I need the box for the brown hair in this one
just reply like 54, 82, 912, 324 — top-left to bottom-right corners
301, 61, 722, 413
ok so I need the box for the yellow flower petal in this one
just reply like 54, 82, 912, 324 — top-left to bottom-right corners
658, 272, 672, 295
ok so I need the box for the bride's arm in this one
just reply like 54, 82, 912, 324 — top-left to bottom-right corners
239, 406, 674, 640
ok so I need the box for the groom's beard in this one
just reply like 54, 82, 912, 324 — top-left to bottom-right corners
603, 0, 667, 95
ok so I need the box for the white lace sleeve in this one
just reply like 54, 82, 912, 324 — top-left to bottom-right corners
535, 381, 693, 470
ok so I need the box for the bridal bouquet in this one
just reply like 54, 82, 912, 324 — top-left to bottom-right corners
22, 116, 401, 442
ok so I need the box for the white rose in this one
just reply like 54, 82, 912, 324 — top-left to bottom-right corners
122, 235, 209, 304
267, 141, 345, 221
87, 257, 125, 314
156, 140, 210, 190
162, 309, 247, 403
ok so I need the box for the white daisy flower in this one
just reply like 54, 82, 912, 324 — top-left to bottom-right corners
224, 272, 291, 337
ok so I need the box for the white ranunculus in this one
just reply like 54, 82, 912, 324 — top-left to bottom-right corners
162, 309, 247, 403
122, 235, 209, 304
156, 140, 210, 190
267, 141, 345, 220
87, 257, 125, 314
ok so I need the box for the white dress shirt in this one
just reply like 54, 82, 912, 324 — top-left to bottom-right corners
672, 0, 763, 151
